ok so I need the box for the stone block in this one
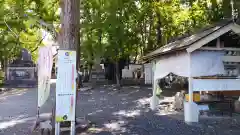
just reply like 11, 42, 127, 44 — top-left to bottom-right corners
234, 100, 240, 113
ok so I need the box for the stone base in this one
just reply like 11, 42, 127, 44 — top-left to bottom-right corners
150, 96, 159, 110
234, 100, 240, 113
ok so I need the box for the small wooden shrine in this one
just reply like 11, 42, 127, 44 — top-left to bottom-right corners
143, 19, 240, 122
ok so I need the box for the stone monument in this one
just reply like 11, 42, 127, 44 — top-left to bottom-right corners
5, 48, 37, 87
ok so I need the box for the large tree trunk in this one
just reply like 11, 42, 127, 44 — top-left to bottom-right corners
115, 61, 120, 87
210, 0, 220, 22
3, 59, 8, 81
54, 0, 80, 133
234, 0, 240, 19
140, 23, 145, 56
146, 11, 154, 53
223, 0, 232, 18
88, 65, 92, 82
156, 12, 162, 47
61, 0, 80, 51
189, 1, 196, 28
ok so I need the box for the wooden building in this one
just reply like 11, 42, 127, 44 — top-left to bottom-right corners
143, 19, 240, 123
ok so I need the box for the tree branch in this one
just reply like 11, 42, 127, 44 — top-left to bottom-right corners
31, 34, 47, 53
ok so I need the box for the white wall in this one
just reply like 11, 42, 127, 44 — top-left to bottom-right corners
122, 64, 144, 79
144, 63, 153, 84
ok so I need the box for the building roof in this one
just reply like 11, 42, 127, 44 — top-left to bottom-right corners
143, 19, 234, 60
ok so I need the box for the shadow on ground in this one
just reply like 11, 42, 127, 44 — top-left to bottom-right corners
1, 83, 240, 135
0, 84, 55, 135
75, 85, 240, 135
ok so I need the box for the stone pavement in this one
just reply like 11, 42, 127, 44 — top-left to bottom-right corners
1, 82, 240, 135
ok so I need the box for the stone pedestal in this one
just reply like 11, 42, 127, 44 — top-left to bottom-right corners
234, 100, 240, 113
5, 48, 37, 87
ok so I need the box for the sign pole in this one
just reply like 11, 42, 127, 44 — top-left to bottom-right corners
71, 74, 77, 135
55, 122, 60, 135
70, 121, 75, 135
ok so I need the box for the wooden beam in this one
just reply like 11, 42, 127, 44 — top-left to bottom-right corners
223, 56, 240, 62
199, 47, 240, 51
231, 24, 240, 34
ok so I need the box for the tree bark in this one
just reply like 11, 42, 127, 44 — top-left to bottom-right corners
223, 0, 232, 19
189, 1, 196, 28
235, 0, 240, 18
88, 64, 92, 82
60, 0, 80, 51
156, 12, 162, 47
147, 11, 154, 53
54, 0, 80, 132
210, 0, 220, 21
3, 59, 8, 80
115, 61, 120, 87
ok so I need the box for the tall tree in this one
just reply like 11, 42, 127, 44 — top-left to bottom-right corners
223, 0, 232, 18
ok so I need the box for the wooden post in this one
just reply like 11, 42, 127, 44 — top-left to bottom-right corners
216, 38, 220, 48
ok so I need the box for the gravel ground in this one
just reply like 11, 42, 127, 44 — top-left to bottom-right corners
1, 82, 240, 135
0, 86, 54, 135
76, 85, 240, 135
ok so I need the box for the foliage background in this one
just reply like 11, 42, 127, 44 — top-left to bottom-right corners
0, 0, 239, 70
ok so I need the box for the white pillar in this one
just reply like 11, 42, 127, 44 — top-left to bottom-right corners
144, 63, 153, 84
55, 122, 60, 135
184, 52, 199, 123
70, 121, 75, 135
150, 61, 159, 110
188, 53, 193, 102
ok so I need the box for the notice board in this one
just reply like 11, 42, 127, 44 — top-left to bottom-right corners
55, 50, 77, 122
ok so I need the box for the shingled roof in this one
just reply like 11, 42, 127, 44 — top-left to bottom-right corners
143, 19, 234, 60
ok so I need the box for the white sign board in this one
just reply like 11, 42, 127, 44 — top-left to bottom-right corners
38, 46, 53, 107
56, 50, 77, 122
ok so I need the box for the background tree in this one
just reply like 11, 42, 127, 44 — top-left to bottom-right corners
1, 0, 238, 85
